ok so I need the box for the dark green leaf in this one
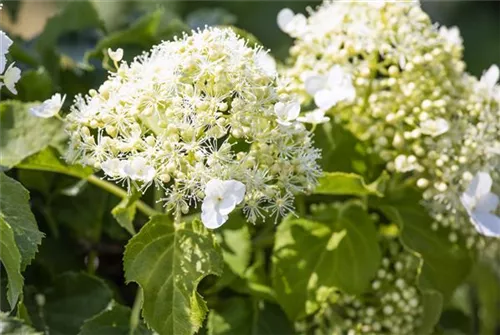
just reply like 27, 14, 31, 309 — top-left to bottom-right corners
43, 272, 113, 335
0, 217, 24, 309
470, 261, 500, 334
79, 301, 151, 335
124, 216, 224, 335
0, 173, 44, 270
418, 290, 444, 335
0, 312, 42, 334
272, 202, 381, 320
0, 101, 64, 169
372, 184, 474, 299
15, 68, 54, 102
314, 171, 388, 197
207, 298, 295, 335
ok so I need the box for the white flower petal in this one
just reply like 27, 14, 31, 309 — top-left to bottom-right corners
475, 192, 499, 213
255, 51, 277, 77
108, 48, 123, 63
224, 180, 246, 204
471, 172, 493, 199
201, 207, 228, 229
30, 93, 66, 118
277, 8, 295, 33
297, 109, 330, 124
3, 63, 21, 95
314, 89, 336, 110
481, 64, 499, 91
470, 211, 500, 237
286, 101, 301, 121
0, 31, 13, 56
304, 75, 327, 95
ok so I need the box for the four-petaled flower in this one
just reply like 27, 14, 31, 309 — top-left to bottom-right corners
201, 179, 246, 229
30, 93, 66, 118
123, 157, 156, 183
460, 172, 500, 237
274, 101, 301, 126
305, 65, 356, 111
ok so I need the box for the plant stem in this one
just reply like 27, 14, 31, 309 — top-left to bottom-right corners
86, 175, 158, 217
153, 186, 164, 212
129, 288, 143, 335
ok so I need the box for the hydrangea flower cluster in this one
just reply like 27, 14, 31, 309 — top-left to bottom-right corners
280, 0, 500, 244
0, 4, 21, 95
65, 27, 321, 227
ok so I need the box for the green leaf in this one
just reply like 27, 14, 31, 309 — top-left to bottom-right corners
79, 301, 151, 335
43, 272, 113, 335
0, 218, 23, 309
417, 290, 443, 335
0, 101, 64, 169
16, 147, 93, 179
215, 214, 251, 277
124, 216, 224, 335
314, 172, 388, 197
372, 184, 473, 299
83, 9, 164, 64
111, 189, 141, 235
15, 68, 54, 102
470, 261, 500, 334
207, 298, 295, 335
0, 312, 42, 334
0, 173, 44, 270
272, 202, 381, 320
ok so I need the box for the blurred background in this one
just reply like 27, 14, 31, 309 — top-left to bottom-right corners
1, 0, 499, 76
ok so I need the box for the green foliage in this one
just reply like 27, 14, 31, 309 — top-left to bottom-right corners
111, 189, 141, 235
42, 272, 113, 335
272, 202, 381, 320
0, 312, 42, 335
0, 101, 64, 168
207, 297, 295, 335
124, 216, 224, 335
15, 68, 54, 102
315, 171, 388, 197
0, 217, 24, 309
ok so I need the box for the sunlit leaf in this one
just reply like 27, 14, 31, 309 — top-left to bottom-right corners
124, 216, 224, 335
0, 218, 23, 309
314, 171, 388, 197
111, 189, 141, 235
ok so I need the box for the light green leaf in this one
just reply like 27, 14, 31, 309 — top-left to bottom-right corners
43, 272, 113, 335
0, 173, 44, 270
215, 214, 251, 277
417, 290, 443, 335
16, 147, 93, 179
124, 216, 224, 335
272, 202, 381, 320
0, 312, 42, 334
314, 171, 388, 197
207, 298, 295, 335
0, 218, 23, 309
79, 301, 151, 335
111, 189, 140, 235
0, 101, 64, 169
372, 184, 473, 300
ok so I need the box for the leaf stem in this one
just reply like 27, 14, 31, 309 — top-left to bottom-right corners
129, 288, 143, 335
86, 175, 158, 218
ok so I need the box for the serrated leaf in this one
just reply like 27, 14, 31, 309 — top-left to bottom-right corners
0, 312, 42, 334
372, 184, 473, 300
207, 298, 295, 335
272, 202, 381, 320
0, 173, 44, 270
124, 216, 224, 335
0, 101, 64, 169
314, 172, 388, 197
111, 189, 141, 235
43, 272, 113, 335
16, 147, 93, 179
0, 218, 24, 309
79, 301, 151, 335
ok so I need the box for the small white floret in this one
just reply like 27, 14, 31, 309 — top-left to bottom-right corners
419, 118, 449, 137
108, 48, 124, 63
201, 179, 246, 229
2, 63, 21, 95
297, 109, 330, 125
274, 101, 301, 126
30, 93, 66, 118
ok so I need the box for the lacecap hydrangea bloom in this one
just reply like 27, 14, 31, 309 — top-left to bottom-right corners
65, 27, 321, 228
280, 0, 500, 245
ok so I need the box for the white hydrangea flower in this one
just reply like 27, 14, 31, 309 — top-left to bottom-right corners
419, 118, 449, 137
438, 26, 462, 46
460, 172, 500, 237
2, 62, 21, 95
65, 27, 321, 223
297, 109, 330, 125
30, 93, 66, 118
479, 64, 499, 93
108, 48, 123, 63
274, 101, 301, 126
201, 179, 246, 229
305, 65, 356, 110
277, 8, 307, 37
0, 31, 13, 73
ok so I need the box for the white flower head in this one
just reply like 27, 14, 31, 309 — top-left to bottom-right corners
274, 101, 300, 126
201, 179, 246, 229
438, 26, 462, 46
297, 109, 330, 125
101, 158, 127, 179
108, 48, 123, 63
2, 62, 21, 95
480, 64, 499, 93
460, 172, 500, 237
123, 157, 156, 183
255, 50, 277, 77
30, 93, 66, 118
277, 8, 307, 37
419, 118, 449, 137
305, 65, 356, 110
